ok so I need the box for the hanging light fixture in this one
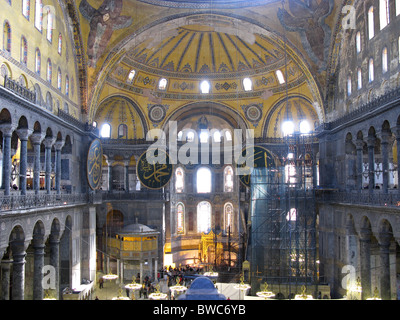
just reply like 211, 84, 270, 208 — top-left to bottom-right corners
256, 282, 275, 299
294, 285, 313, 300
149, 283, 167, 300
204, 266, 218, 277
366, 287, 382, 300
102, 273, 118, 280
169, 277, 187, 293
234, 273, 251, 291
125, 276, 142, 291
43, 289, 56, 300
112, 288, 130, 300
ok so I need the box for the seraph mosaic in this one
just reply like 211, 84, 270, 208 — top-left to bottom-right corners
79, 0, 133, 67
278, 0, 334, 70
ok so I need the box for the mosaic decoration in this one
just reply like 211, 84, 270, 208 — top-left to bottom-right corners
86, 139, 103, 190
241, 103, 263, 127
215, 82, 237, 91
137, 149, 173, 189
148, 104, 168, 126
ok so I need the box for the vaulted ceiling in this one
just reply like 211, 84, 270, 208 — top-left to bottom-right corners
73, 0, 344, 137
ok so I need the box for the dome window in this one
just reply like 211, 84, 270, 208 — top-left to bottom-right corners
243, 77, 252, 91
200, 80, 210, 94
158, 78, 168, 90
276, 70, 285, 84
126, 70, 135, 84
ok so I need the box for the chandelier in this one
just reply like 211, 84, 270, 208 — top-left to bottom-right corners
204, 266, 218, 277
149, 284, 167, 300
256, 282, 275, 299
125, 277, 142, 291
366, 287, 381, 300
294, 285, 313, 300
234, 274, 251, 291
112, 289, 130, 300
102, 273, 118, 280
169, 277, 187, 293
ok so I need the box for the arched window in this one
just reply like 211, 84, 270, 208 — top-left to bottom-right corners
356, 31, 361, 54
347, 75, 352, 96
382, 47, 388, 73
224, 166, 234, 192
22, 0, 30, 19
243, 77, 252, 91
158, 78, 167, 90
197, 167, 211, 193
199, 130, 209, 143
175, 167, 184, 193
126, 69, 135, 84
224, 130, 232, 141
397, 0, 400, 16
369, 58, 374, 82
282, 120, 294, 136
58, 34, 62, 55
3, 22, 11, 53
46, 59, 52, 83
380, 0, 390, 30
300, 120, 311, 134
286, 208, 297, 222
45, 6, 53, 42
34, 0, 43, 31
200, 80, 210, 94
65, 75, 69, 96
20, 36, 27, 65
57, 68, 62, 90
368, 6, 375, 39
118, 124, 127, 138
285, 161, 296, 186
357, 68, 362, 89
197, 201, 211, 233
276, 70, 285, 84
35, 48, 41, 75
224, 202, 233, 233
100, 123, 111, 138
177, 203, 185, 234
213, 131, 221, 143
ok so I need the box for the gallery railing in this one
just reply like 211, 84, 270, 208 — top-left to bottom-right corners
0, 190, 170, 212
4, 76, 36, 103
0, 192, 89, 212
317, 190, 400, 208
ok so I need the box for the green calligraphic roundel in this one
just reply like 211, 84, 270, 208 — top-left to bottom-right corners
238, 146, 277, 188
137, 148, 173, 189
87, 139, 103, 190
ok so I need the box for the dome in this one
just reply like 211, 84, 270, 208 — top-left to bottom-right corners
118, 223, 158, 235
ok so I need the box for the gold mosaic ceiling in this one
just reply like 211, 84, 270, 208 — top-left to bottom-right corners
124, 24, 288, 76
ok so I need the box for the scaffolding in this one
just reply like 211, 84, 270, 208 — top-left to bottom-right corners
248, 133, 318, 297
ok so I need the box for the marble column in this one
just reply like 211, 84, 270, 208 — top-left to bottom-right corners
30, 133, 43, 194
124, 160, 130, 193
54, 140, 64, 195
367, 137, 375, 194
355, 139, 364, 192
32, 240, 45, 300
11, 240, 29, 300
49, 237, 60, 300
381, 132, 390, 194
16, 129, 31, 196
359, 228, 372, 300
1, 260, 12, 300
378, 233, 392, 300
1, 125, 13, 195
44, 138, 55, 194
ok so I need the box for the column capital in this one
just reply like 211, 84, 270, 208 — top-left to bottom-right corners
43, 137, 55, 148
30, 132, 44, 145
0, 124, 15, 137
359, 228, 372, 242
380, 131, 391, 144
367, 137, 376, 148
355, 139, 364, 150
16, 128, 32, 141
377, 232, 392, 247
54, 139, 65, 151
